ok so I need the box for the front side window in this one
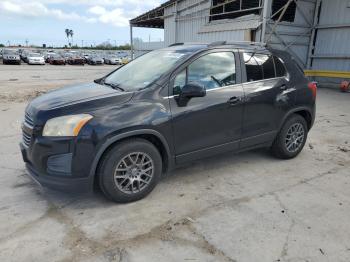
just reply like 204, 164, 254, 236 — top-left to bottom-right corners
188, 52, 236, 90
173, 52, 236, 95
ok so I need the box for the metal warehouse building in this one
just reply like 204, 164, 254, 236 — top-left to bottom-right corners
130, 0, 350, 84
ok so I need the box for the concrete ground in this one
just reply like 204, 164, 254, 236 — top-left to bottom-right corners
0, 65, 349, 262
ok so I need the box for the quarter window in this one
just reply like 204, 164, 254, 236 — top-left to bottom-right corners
274, 56, 287, 77
173, 70, 186, 95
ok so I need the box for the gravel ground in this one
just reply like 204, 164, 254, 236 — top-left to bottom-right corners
0, 64, 116, 102
0, 65, 349, 262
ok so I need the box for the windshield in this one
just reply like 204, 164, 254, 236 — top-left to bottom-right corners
104, 49, 191, 91
4, 50, 18, 55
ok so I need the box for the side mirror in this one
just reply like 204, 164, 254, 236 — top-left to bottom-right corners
177, 82, 206, 107
181, 82, 206, 98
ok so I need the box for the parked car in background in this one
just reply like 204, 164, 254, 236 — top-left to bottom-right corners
45, 53, 57, 63
82, 54, 90, 63
66, 55, 85, 65
48, 54, 66, 65
87, 55, 104, 65
27, 53, 45, 65
2, 49, 21, 65
104, 55, 122, 65
20, 50, 30, 63
121, 57, 130, 65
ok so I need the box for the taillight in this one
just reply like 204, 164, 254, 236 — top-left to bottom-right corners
308, 82, 317, 99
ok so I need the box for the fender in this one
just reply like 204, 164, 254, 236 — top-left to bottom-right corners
88, 129, 174, 184
278, 106, 314, 131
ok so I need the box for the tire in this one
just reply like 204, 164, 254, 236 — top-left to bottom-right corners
98, 138, 162, 203
271, 114, 308, 159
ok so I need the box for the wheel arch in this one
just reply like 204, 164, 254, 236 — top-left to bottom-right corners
279, 107, 313, 131
89, 129, 174, 189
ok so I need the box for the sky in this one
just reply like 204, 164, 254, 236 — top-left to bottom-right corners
0, 0, 166, 47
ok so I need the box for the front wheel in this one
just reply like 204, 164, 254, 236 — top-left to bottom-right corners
98, 139, 162, 203
271, 114, 308, 159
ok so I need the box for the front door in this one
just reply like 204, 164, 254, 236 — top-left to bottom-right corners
169, 51, 244, 163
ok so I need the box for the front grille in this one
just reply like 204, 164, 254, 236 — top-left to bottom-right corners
22, 131, 31, 147
22, 111, 34, 148
24, 112, 34, 127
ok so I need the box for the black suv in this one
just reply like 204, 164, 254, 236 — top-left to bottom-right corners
20, 42, 316, 203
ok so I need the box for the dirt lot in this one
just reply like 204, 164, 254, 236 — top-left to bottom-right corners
0, 65, 349, 262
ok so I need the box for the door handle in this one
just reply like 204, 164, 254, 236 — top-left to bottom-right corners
227, 96, 241, 105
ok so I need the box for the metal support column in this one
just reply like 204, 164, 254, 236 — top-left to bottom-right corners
306, 0, 321, 69
174, 1, 178, 44
261, 0, 271, 43
130, 24, 134, 60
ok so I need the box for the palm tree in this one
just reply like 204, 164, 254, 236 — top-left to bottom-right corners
69, 30, 74, 46
65, 28, 70, 47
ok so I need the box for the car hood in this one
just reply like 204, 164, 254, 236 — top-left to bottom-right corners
26, 82, 134, 122
28, 56, 44, 59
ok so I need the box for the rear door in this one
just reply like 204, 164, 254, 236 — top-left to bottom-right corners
240, 51, 292, 148
169, 50, 244, 163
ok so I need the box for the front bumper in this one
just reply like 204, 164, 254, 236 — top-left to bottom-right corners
20, 135, 95, 193
4, 59, 20, 64
28, 60, 45, 65
24, 161, 92, 193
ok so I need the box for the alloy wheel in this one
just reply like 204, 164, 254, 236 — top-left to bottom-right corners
114, 152, 154, 194
285, 123, 305, 153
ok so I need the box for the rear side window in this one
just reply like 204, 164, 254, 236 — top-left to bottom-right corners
244, 53, 287, 82
244, 53, 263, 82
274, 56, 287, 77
256, 54, 275, 79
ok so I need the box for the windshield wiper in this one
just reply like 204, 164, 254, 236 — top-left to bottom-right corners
103, 81, 125, 92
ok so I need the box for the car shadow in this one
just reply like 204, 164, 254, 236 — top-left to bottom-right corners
26, 147, 276, 208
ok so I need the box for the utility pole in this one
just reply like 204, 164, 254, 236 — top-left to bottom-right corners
25, 39, 29, 47
81, 40, 84, 48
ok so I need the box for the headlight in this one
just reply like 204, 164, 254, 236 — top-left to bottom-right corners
43, 114, 93, 137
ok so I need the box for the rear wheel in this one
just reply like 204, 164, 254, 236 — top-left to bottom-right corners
98, 139, 162, 203
271, 114, 308, 159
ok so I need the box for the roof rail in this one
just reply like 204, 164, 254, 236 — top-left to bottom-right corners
208, 41, 227, 47
168, 43, 184, 47
209, 40, 266, 47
